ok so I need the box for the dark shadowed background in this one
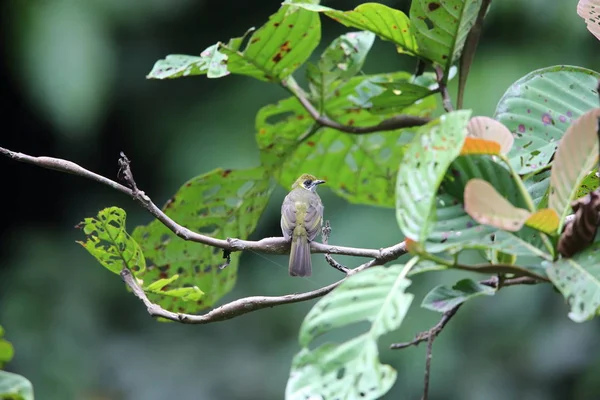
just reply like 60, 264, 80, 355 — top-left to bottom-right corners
1, 0, 600, 399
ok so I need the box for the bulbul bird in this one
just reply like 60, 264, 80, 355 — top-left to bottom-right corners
281, 173, 326, 277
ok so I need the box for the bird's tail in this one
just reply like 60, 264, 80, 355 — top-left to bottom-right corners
289, 236, 312, 277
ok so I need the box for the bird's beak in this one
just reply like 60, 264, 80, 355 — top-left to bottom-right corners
314, 180, 326, 185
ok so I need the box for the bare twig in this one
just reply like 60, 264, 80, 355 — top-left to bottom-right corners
322, 220, 349, 274
434, 66, 454, 112
282, 79, 431, 135
390, 276, 541, 350
120, 253, 386, 324
0, 146, 407, 260
422, 333, 435, 400
457, 0, 492, 109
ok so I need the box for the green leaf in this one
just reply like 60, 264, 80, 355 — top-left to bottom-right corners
369, 81, 435, 114
422, 278, 495, 313
287, 265, 413, 400
495, 65, 600, 175
396, 110, 471, 241
525, 170, 551, 209
0, 371, 34, 400
77, 207, 146, 275
549, 108, 600, 229
257, 72, 436, 207
148, 3, 320, 82
292, 2, 419, 55
464, 178, 531, 232
143, 275, 204, 302
307, 31, 375, 100
132, 167, 274, 313
409, 0, 483, 74
575, 169, 600, 199
0, 326, 14, 369
547, 241, 600, 322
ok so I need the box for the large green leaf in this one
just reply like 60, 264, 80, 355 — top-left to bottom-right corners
0, 371, 34, 400
409, 0, 483, 75
422, 278, 495, 313
132, 167, 274, 313
292, 3, 419, 55
425, 155, 552, 268
547, 241, 600, 322
287, 265, 413, 400
307, 31, 375, 103
396, 110, 471, 241
549, 108, 600, 229
77, 207, 146, 275
0, 326, 14, 369
495, 66, 600, 175
148, 3, 320, 82
256, 73, 436, 207
369, 81, 435, 114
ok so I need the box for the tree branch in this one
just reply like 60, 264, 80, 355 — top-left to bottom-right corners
322, 220, 350, 274
121, 254, 386, 324
281, 79, 431, 135
0, 146, 407, 260
434, 65, 454, 112
390, 276, 541, 350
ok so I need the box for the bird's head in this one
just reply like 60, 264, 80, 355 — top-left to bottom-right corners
292, 173, 326, 192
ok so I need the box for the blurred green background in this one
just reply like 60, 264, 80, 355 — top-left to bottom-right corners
1, 0, 600, 399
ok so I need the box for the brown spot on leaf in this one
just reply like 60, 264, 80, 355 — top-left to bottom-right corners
306, 141, 315, 147
280, 41, 292, 53
259, 128, 267, 135
251, 37, 261, 44
222, 169, 232, 177
273, 53, 283, 63
274, 22, 280, 27
392, 25, 397, 29
428, 2, 440, 11
296, 115, 305, 120
348, 119, 355, 126
288, 24, 294, 28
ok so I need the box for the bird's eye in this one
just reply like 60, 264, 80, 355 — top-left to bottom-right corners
303, 179, 313, 187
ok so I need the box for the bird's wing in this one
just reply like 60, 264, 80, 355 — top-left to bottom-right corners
304, 200, 324, 241
280, 195, 297, 240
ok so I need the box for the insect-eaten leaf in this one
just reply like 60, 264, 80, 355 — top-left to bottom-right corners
578, 0, 600, 41
307, 31, 375, 97
132, 167, 274, 314
466, 116, 514, 154
148, 3, 320, 82
464, 179, 531, 232
77, 207, 146, 275
525, 208, 560, 235
547, 241, 600, 322
292, 2, 419, 55
422, 279, 495, 313
287, 265, 413, 400
396, 110, 472, 241
549, 108, 600, 230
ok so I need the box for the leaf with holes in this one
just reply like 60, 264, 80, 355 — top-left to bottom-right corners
422, 279, 495, 313
287, 265, 413, 400
495, 66, 600, 175
256, 72, 436, 207
77, 207, 146, 275
396, 110, 471, 241
464, 179, 531, 232
425, 155, 552, 266
409, 0, 483, 75
132, 167, 274, 313
467, 116, 514, 154
0, 371, 34, 400
525, 208, 560, 235
148, 3, 320, 82
549, 108, 600, 229
307, 31, 375, 101
547, 241, 600, 322
578, 0, 600, 41
0, 326, 14, 369
292, 2, 419, 55
576, 169, 600, 199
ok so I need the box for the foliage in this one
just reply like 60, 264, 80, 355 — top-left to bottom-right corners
23, 0, 600, 398
0, 327, 34, 400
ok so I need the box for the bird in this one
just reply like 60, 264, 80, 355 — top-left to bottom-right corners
280, 173, 326, 277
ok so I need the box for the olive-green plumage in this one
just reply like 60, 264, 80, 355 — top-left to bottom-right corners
281, 174, 325, 277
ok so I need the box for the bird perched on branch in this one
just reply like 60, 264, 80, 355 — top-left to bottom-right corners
281, 173, 326, 277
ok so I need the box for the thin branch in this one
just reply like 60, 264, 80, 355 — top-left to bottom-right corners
422, 332, 435, 400
120, 253, 384, 324
281, 79, 431, 135
390, 276, 541, 350
322, 220, 350, 274
457, 0, 492, 109
0, 146, 407, 260
434, 65, 454, 112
